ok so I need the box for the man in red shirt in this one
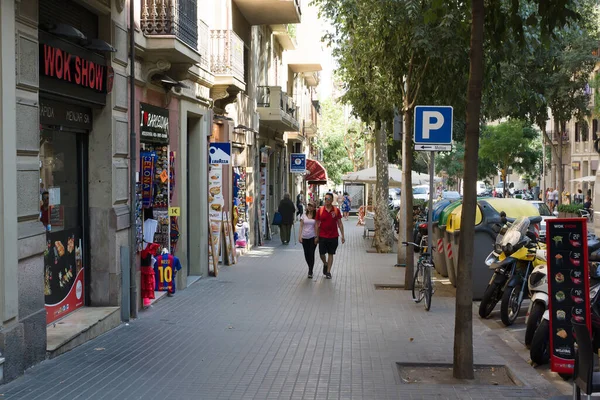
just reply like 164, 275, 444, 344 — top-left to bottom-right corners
315, 192, 345, 279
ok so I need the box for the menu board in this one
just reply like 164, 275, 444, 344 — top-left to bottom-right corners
208, 164, 224, 273
546, 218, 591, 374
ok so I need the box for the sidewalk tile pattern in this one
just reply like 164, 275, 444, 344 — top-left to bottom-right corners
0, 221, 558, 399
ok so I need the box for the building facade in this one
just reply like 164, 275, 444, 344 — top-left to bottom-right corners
0, 0, 324, 384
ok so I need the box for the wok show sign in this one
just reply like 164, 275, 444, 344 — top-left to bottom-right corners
39, 31, 113, 106
546, 218, 592, 374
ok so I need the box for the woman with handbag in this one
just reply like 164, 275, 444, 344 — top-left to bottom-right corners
277, 193, 296, 245
299, 200, 317, 278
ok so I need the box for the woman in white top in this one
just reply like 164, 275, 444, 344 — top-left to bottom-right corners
299, 200, 318, 278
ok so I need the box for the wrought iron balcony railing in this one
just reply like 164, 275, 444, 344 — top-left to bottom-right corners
210, 30, 245, 83
141, 0, 198, 50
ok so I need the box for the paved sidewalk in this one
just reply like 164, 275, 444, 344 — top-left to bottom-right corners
0, 219, 560, 400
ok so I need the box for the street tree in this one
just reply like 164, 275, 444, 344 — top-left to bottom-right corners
315, 0, 470, 285
450, 0, 582, 380
479, 120, 540, 196
484, 1, 599, 201
317, 99, 366, 184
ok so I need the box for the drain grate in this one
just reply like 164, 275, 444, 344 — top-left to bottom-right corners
374, 284, 404, 290
395, 363, 522, 386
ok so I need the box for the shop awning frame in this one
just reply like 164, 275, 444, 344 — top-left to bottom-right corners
305, 159, 328, 185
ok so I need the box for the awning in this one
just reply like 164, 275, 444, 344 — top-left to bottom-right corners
305, 159, 328, 185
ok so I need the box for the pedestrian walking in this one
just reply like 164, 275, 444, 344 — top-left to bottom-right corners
552, 187, 559, 210
336, 191, 344, 208
296, 191, 305, 221
299, 200, 318, 278
342, 192, 351, 220
278, 193, 296, 245
315, 192, 345, 279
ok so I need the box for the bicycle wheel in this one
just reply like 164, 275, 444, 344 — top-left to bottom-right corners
424, 266, 432, 311
412, 264, 425, 303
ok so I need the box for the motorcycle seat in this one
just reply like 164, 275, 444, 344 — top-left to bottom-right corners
589, 238, 600, 252
590, 250, 600, 262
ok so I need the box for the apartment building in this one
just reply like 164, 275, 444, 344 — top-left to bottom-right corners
0, 0, 323, 383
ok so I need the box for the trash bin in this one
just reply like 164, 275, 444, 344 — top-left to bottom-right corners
448, 198, 541, 299
440, 201, 462, 285
446, 204, 484, 289
431, 199, 454, 277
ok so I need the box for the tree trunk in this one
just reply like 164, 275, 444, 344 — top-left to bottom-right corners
453, 0, 483, 380
558, 121, 565, 205
400, 109, 414, 288
374, 120, 393, 252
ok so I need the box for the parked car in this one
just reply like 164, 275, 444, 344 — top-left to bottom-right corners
389, 188, 401, 208
413, 185, 430, 201
529, 200, 555, 240
441, 191, 461, 201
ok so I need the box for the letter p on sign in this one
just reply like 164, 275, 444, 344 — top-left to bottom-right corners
422, 111, 444, 139
414, 106, 453, 146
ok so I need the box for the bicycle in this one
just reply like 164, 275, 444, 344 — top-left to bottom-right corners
403, 236, 435, 311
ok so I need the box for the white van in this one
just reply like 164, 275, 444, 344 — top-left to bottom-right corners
460, 181, 487, 195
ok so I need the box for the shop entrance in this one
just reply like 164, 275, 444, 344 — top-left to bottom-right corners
40, 126, 89, 324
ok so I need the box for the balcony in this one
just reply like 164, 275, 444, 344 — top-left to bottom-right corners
271, 24, 296, 50
140, 0, 201, 68
286, 131, 305, 143
210, 29, 246, 97
257, 86, 300, 132
304, 102, 318, 137
233, 0, 301, 25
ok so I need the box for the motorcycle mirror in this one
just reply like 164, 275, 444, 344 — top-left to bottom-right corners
500, 211, 507, 225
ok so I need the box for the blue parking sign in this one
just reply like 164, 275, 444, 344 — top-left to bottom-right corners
290, 153, 306, 173
414, 106, 453, 145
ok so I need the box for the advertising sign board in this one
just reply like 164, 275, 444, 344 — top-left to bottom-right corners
546, 218, 591, 374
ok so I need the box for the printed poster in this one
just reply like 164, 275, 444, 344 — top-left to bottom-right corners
45, 227, 85, 324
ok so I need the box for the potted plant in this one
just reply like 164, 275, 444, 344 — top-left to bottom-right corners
557, 203, 583, 218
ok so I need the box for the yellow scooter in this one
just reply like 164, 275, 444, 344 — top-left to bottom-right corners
479, 216, 546, 326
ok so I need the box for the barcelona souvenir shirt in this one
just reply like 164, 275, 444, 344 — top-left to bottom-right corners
154, 254, 182, 292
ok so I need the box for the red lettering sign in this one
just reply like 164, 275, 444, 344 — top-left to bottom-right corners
41, 44, 105, 92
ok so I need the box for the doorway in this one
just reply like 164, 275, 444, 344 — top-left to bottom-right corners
40, 127, 89, 324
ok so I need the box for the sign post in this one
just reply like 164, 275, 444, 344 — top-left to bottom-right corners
414, 106, 453, 254
546, 218, 591, 375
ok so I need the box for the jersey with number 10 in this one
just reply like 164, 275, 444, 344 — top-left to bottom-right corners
154, 254, 182, 292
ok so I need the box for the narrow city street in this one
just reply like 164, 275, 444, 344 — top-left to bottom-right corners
0, 220, 564, 400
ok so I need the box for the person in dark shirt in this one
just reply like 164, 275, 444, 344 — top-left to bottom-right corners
278, 193, 296, 245
296, 191, 304, 221
40, 191, 50, 228
584, 196, 592, 212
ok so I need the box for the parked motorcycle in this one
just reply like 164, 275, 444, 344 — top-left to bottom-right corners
478, 216, 545, 326
524, 263, 548, 347
530, 276, 600, 365
529, 238, 600, 365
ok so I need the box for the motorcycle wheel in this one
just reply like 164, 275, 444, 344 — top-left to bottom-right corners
479, 282, 502, 319
525, 301, 546, 348
530, 319, 550, 365
501, 283, 522, 326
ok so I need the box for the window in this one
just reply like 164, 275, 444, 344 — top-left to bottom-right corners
594, 119, 598, 142
575, 122, 580, 142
